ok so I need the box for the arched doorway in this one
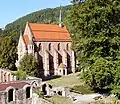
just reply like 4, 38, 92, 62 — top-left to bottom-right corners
26, 87, 31, 98
8, 89, 14, 102
42, 84, 47, 95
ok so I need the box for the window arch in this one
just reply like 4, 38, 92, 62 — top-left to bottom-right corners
48, 43, 51, 51
39, 43, 42, 51
58, 43, 60, 51
66, 43, 69, 50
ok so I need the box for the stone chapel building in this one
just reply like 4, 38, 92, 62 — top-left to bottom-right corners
16, 21, 76, 77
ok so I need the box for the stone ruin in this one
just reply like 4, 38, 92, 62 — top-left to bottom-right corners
0, 77, 42, 104
41, 82, 70, 97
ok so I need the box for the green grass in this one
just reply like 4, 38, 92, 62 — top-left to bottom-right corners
45, 96, 72, 104
95, 98, 120, 104
46, 72, 83, 88
46, 72, 94, 94
71, 84, 94, 94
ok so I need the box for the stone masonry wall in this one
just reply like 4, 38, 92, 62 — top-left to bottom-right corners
0, 92, 7, 104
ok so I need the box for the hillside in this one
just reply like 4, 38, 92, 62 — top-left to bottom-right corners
0, 5, 71, 40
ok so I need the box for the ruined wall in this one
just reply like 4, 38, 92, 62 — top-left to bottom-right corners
15, 89, 26, 104
0, 89, 32, 104
26, 98, 32, 104
0, 92, 7, 104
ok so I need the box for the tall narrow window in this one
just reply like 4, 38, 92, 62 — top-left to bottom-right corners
48, 43, 51, 51
58, 43, 60, 51
26, 87, 30, 98
66, 43, 69, 50
39, 43, 42, 51
8, 89, 14, 102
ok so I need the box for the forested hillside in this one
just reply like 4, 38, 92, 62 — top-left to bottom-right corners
0, 5, 71, 40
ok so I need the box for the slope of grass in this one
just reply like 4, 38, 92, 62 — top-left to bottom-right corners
71, 84, 94, 94
46, 72, 94, 94
45, 96, 72, 104
46, 72, 83, 88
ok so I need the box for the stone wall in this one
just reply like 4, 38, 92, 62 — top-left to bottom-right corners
0, 68, 14, 83
0, 89, 32, 104
26, 98, 32, 104
25, 77, 42, 87
0, 92, 7, 104
15, 89, 26, 103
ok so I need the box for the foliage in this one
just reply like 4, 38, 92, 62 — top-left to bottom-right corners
67, 0, 120, 96
96, 98, 120, 104
12, 70, 27, 80
1, 5, 71, 40
19, 54, 38, 76
0, 36, 17, 70
35, 88, 44, 98
82, 58, 115, 90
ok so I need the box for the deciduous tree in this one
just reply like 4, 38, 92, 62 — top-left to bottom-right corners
19, 54, 38, 76
67, 0, 120, 95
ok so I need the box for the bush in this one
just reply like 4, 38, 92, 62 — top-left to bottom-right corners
35, 88, 44, 98
12, 70, 27, 80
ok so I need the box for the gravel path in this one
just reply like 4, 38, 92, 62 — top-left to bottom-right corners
69, 92, 103, 104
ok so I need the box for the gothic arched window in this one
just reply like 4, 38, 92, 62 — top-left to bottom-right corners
39, 43, 42, 51
48, 43, 51, 51
66, 43, 69, 50
58, 43, 60, 51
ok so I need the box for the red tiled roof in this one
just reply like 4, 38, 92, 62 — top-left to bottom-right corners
0, 82, 28, 91
28, 23, 72, 42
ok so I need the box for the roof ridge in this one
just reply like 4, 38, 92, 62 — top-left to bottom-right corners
29, 22, 59, 26
31, 30, 68, 33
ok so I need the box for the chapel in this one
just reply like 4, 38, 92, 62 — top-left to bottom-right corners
16, 11, 76, 76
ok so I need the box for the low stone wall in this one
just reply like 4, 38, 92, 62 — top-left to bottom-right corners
0, 92, 7, 104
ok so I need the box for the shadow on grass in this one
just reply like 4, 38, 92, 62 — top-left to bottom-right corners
42, 75, 61, 81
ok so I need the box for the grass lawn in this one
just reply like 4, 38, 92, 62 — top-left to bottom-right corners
71, 84, 94, 94
45, 96, 72, 104
45, 72, 83, 88
46, 72, 93, 94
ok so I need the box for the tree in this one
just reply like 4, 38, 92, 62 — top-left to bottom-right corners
0, 28, 2, 35
19, 54, 38, 76
0, 36, 17, 70
67, 0, 120, 93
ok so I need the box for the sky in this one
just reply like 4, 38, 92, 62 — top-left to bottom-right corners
0, 0, 71, 28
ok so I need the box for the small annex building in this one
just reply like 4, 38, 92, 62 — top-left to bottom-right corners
0, 81, 32, 104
